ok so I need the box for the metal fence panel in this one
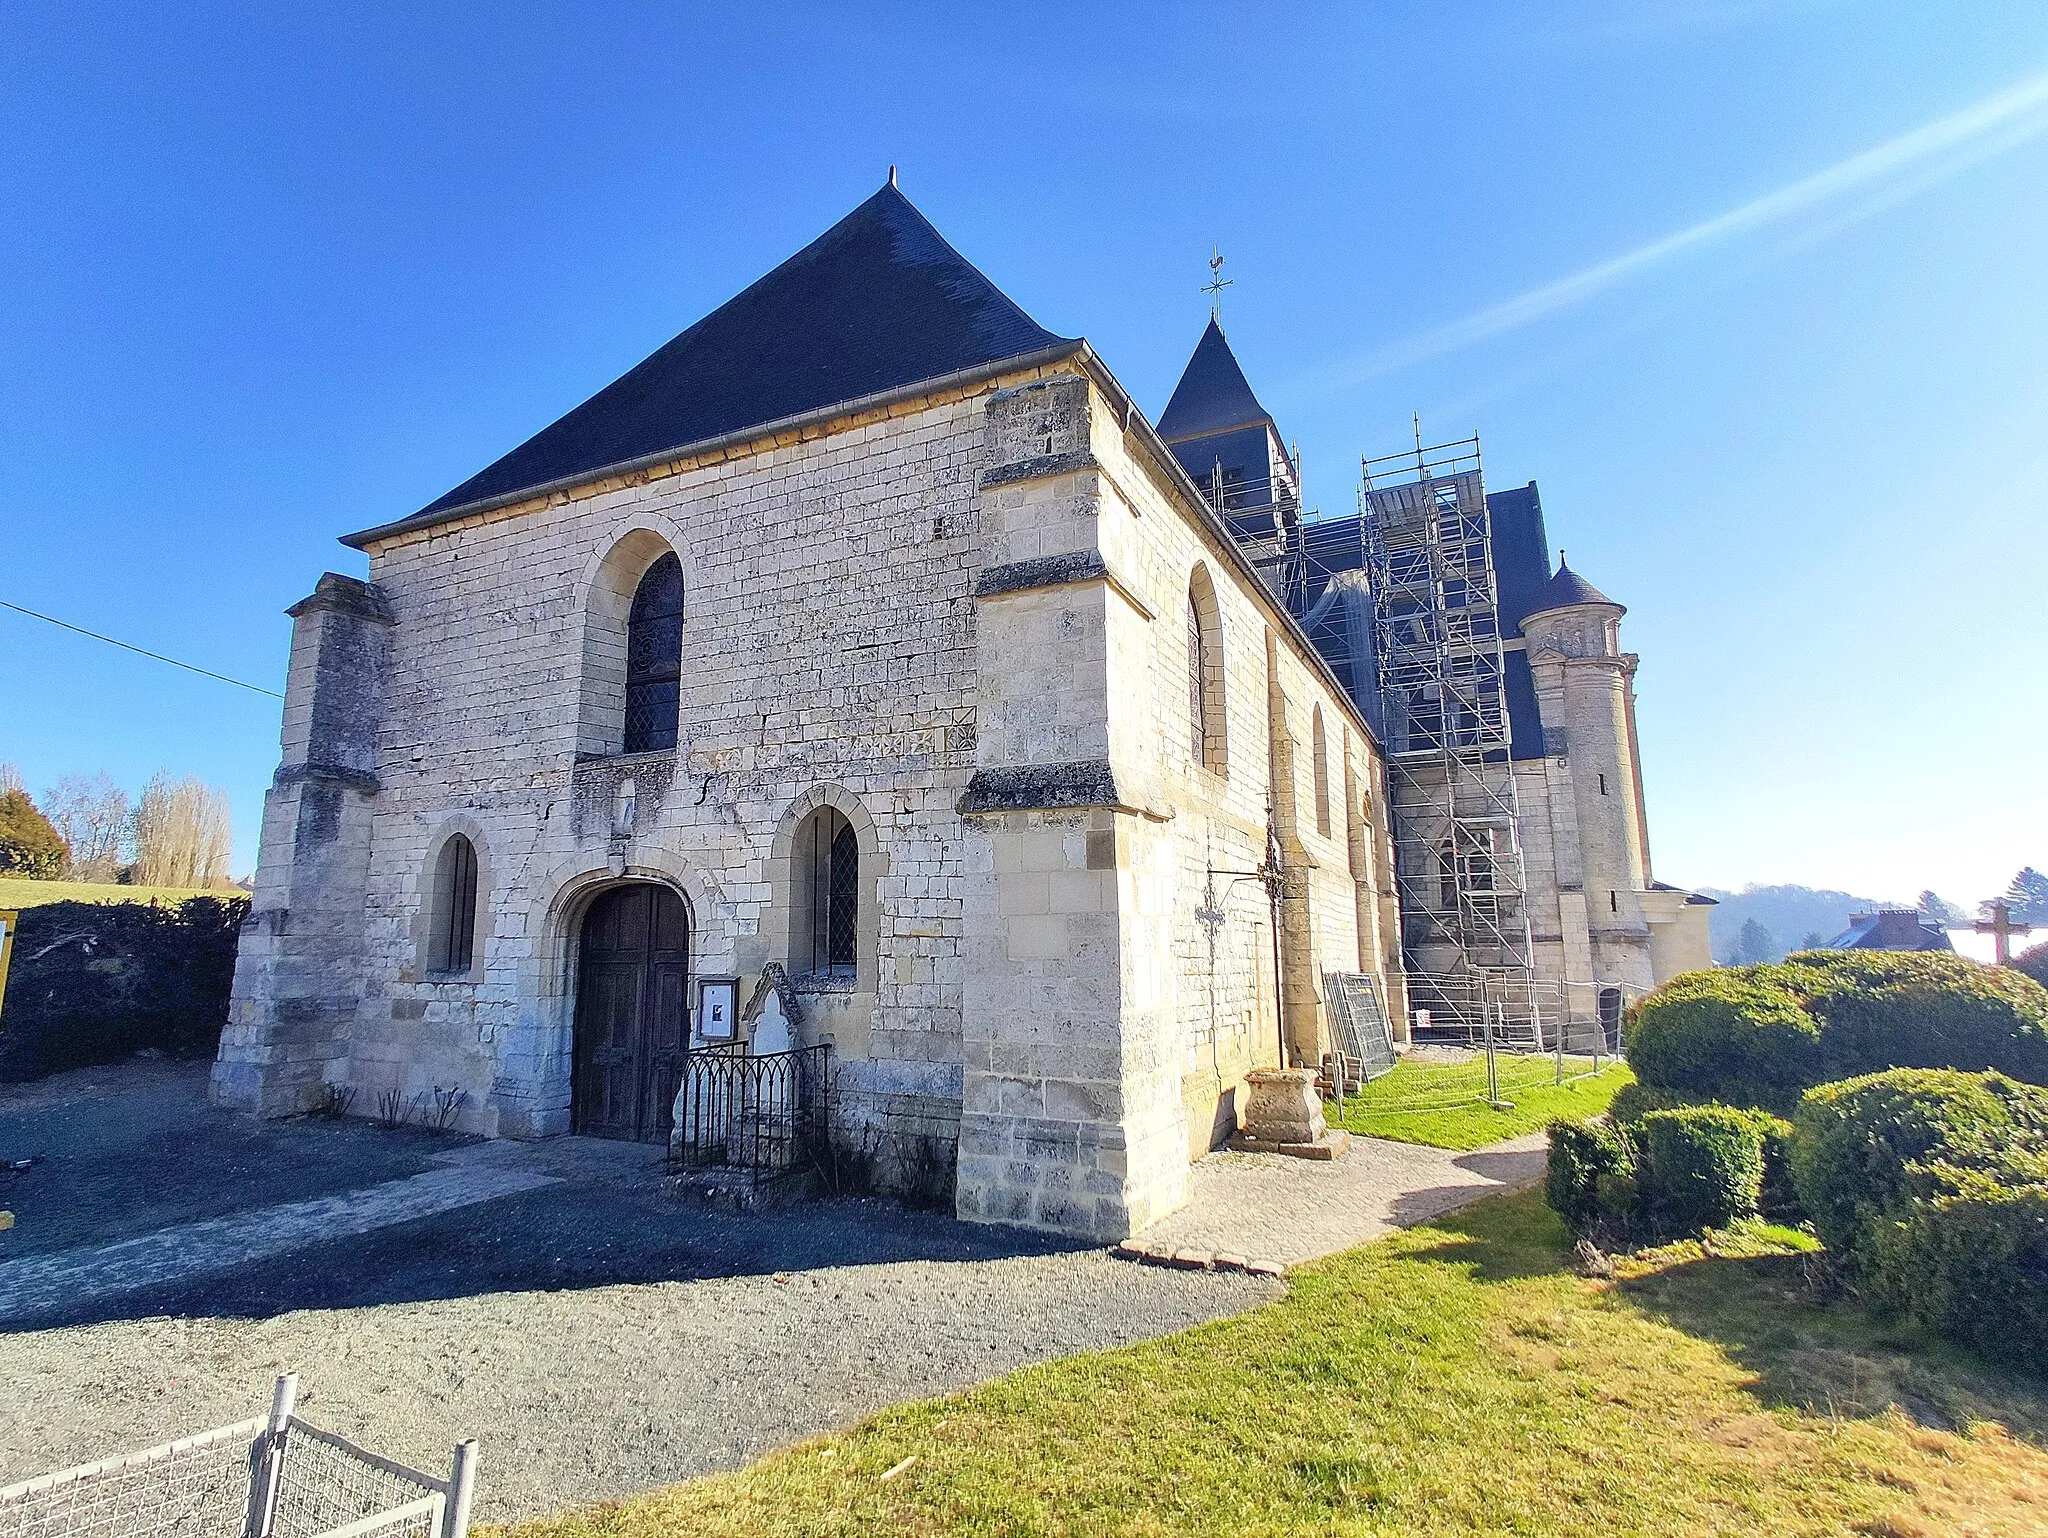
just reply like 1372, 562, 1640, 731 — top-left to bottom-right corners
0, 1377, 475, 1538
0, 1418, 264, 1538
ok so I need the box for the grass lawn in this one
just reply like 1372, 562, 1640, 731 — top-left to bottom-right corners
0, 877, 230, 911
1326, 1054, 1634, 1150
493, 1188, 2048, 1538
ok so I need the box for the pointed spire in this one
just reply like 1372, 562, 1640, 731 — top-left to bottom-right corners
1157, 317, 1276, 441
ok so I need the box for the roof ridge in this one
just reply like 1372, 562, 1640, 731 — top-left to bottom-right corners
401, 182, 1072, 525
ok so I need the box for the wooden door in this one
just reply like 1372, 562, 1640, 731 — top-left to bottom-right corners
573, 883, 690, 1141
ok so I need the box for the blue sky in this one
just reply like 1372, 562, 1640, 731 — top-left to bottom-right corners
3, 3, 2044, 907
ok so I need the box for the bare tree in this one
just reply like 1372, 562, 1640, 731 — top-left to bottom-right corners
42, 773, 131, 882
0, 763, 21, 795
131, 772, 233, 888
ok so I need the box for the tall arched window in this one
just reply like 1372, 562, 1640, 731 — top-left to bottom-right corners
1311, 705, 1331, 837
429, 834, 479, 975
793, 806, 858, 983
623, 552, 683, 754
1186, 566, 1226, 773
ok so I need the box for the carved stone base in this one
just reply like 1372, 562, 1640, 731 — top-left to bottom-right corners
1230, 1068, 1351, 1160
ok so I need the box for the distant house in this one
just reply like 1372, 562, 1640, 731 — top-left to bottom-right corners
1823, 910, 1953, 953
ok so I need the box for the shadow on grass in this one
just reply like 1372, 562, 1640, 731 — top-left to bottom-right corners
1619, 1247, 2048, 1444
1376, 1190, 1575, 1284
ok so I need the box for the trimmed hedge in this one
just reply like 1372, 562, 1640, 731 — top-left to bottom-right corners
1790, 1068, 2048, 1374
1546, 1118, 1638, 1234
1875, 1183, 2048, 1376
1783, 950, 2048, 1086
1788, 1068, 2048, 1260
1636, 1106, 1765, 1233
1624, 955, 2048, 1114
1623, 971, 1819, 1113
1547, 1107, 1773, 1239
0, 897, 246, 1080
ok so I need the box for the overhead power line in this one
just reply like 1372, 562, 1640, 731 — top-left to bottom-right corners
0, 600, 284, 700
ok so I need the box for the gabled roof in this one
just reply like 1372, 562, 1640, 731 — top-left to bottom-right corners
1157, 317, 1275, 442
1825, 910, 1954, 952
1526, 558, 1622, 616
397, 180, 1073, 528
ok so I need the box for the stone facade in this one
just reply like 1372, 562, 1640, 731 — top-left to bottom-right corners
216, 353, 1400, 1242
1512, 592, 1713, 997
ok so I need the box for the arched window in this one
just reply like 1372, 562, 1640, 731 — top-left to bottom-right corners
1311, 705, 1331, 837
1186, 567, 1226, 773
1439, 840, 1457, 911
429, 834, 479, 975
793, 806, 858, 983
623, 552, 683, 754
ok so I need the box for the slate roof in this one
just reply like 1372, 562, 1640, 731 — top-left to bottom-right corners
1825, 910, 1955, 952
1526, 558, 1622, 615
1157, 318, 1275, 441
402, 181, 1074, 526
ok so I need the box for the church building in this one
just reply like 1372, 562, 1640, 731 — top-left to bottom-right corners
213, 179, 1403, 1241
1154, 317, 1713, 1040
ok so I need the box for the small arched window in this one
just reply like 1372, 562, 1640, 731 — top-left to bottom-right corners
1187, 590, 1207, 767
430, 834, 479, 975
1311, 705, 1331, 837
623, 552, 683, 754
794, 807, 858, 983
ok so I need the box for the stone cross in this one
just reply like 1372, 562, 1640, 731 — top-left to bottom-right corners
1974, 898, 2035, 965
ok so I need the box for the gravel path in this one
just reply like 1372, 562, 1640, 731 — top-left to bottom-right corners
1, 1244, 1273, 1524
0, 1062, 1277, 1525
0, 1060, 1545, 1527
1127, 1132, 1550, 1267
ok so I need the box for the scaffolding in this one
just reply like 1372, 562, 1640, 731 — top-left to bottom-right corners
1361, 433, 1537, 1036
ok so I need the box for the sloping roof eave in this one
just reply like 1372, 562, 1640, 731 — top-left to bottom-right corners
340, 339, 1088, 550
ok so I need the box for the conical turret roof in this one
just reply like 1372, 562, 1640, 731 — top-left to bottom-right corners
1156, 317, 1275, 441
1527, 557, 1623, 615
401, 181, 1073, 525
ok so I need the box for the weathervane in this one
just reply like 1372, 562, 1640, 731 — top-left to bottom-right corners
1202, 247, 1232, 319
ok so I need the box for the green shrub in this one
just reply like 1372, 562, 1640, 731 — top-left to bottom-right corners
0, 897, 247, 1079
1605, 1081, 1701, 1124
1751, 1110, 1801, 1221
1636, 1106, 1765, 1234
1778, 950, 2048, 1087
0, 788, 67, 878
1872, 1182, 2048, 1376
2016, 942, 2048, 992
1625, 969, 1819, 1113
1788, 1068, 2048, 1261
1545, 1118, 1638, 1235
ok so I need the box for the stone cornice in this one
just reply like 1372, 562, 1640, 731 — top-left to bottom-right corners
973, 552, 1156, 620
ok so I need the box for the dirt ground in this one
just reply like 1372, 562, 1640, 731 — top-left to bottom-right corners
0, 1061, 1277, 1523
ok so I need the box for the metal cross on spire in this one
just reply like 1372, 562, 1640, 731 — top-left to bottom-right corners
1203, 247, 1232, 319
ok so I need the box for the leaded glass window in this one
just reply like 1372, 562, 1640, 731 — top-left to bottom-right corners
1187, 590, 1207, 766
623, 553, 683, 754
797, 807, 859, 982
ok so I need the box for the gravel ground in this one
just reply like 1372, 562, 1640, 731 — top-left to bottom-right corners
0, 1059, 468, 1257
0, 1062, 1278, 1524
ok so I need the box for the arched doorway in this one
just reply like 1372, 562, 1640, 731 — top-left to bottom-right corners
573, 883, 690, 1141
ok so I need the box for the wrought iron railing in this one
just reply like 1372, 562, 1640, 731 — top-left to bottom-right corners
669, 1043, 830, 1182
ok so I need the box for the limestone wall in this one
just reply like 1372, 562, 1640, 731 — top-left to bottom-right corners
220, 352, 1401, 1244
